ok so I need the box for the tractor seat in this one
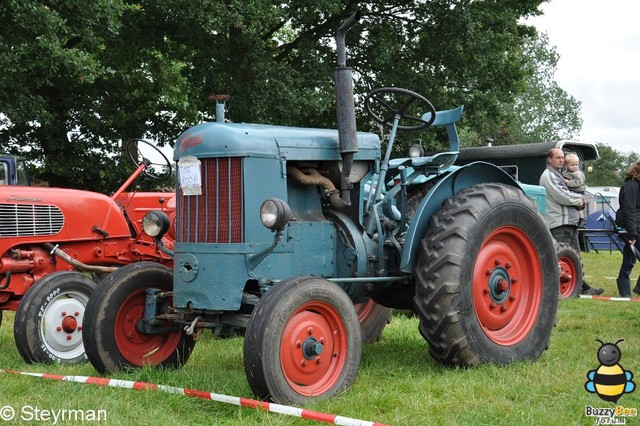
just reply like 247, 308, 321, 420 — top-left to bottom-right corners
388, 106, 464, 172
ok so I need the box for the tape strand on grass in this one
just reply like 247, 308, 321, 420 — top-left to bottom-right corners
0, 369, 389, 426
579, 295, 640, 302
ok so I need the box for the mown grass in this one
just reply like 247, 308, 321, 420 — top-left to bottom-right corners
0, 251, 639, 425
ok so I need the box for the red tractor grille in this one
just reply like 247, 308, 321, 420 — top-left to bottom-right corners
177, 158, 244, 243
0, 203, 64, 237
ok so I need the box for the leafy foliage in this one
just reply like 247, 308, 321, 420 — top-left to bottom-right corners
586, 143, 640, 186
0, 0, 587, 190
503, 33, 583, 145
0, 1, 131, 189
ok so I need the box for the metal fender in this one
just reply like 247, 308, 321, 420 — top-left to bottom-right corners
399, 161, 522, 273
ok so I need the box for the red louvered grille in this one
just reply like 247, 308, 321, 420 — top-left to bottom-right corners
177, 158, 244, 243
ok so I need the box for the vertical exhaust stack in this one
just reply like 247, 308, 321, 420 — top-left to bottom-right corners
334, 10, 361, 207
209, 94, 230, 122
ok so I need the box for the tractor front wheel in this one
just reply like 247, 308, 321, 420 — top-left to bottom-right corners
14, 271, 96, 364
244, 277, 362, 405
414, 184, 558, 366
556, 242, 582, 299
355, 298, 391, 343
83, 262, 194, 374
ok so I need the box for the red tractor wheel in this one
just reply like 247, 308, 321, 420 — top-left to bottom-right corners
13, 271, 96, 364
354, 298, 391, 343
244, 277, 362, 405
414, 184, 558, 366
83, 262, 194, 374
555, 243, 582, 299
471, 226, 542, 345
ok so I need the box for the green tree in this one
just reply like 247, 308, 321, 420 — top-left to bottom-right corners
585, 143, 626, 186
2, 0, 568, 190
0, 0, 202, 190
0, 1, 131, 189
515, 33, 582, 144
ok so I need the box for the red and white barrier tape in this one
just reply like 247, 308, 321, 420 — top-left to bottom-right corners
0, 369, 389, 426
579, 295, 640, 302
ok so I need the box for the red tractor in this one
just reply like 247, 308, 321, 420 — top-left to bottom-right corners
0, 140, 175, 364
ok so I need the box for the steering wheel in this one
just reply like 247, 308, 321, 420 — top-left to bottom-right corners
126, 138, 172, 179
364, 87, 436, 131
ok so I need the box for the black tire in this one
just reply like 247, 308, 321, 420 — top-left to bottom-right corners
83, 262, 195, 374
556, 242, 582, 299
414, 184, 558, 366
244, 276, 362, 405
355, 299, 392, 343
13, 271, 96, 364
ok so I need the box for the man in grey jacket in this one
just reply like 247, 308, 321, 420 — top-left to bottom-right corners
539, 148, 604, 295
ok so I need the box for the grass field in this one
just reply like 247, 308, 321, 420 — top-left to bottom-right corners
0, 251, 639, 425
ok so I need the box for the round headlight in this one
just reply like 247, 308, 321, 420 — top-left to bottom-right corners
142, 211, 171, 238
260, 198, 292, 231
408, 143, 424, 158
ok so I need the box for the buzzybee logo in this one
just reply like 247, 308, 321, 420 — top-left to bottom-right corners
585, 339, 635, 403
584, 339, 637, 425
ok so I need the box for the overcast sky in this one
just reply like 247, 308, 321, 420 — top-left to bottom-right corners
529, 0, 640, 155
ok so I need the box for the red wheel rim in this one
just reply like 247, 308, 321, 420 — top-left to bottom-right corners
472, 226, 542, 345
354, 299, 375, 324
557, 256, 578, 299
114, 289, 182, 366
280, 301, 348, 396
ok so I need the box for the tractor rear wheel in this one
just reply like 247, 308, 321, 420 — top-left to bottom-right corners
556, 242, 582, 299
414, 184, 558, 366
83, 262, 194, 374
355, 298, 391, 343
14, 271, 96, 364
244, 276, 362, 405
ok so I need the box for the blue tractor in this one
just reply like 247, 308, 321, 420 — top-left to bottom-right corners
0, 153, 31, 186
83, 12, 558, 406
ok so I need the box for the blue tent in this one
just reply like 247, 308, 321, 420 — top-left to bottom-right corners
581, 209, 625, 252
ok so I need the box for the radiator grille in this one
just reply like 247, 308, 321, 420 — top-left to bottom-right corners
0, 203, 65, 237
177, 158, 244, 243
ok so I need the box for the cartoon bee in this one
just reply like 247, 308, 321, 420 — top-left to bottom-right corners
585, 339, 636, 403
